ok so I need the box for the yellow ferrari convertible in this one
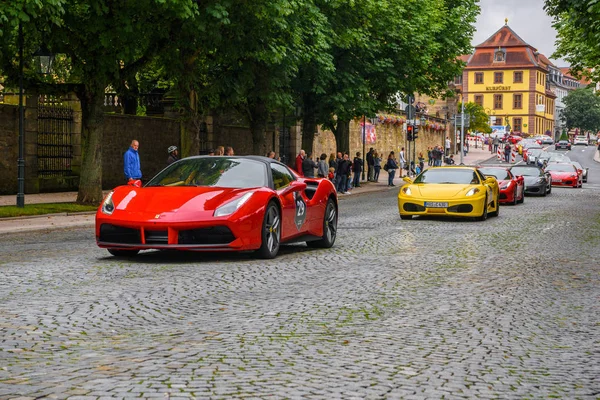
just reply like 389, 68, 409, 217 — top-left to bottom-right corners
398, 166, 500, 221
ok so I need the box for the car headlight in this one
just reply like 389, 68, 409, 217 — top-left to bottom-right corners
466, 188, 480, 196
214, 192, 254, 217
537, 178, 545, 183
499, 181, 512, 190
402, 187, 412, 195
101, 191, 115, 215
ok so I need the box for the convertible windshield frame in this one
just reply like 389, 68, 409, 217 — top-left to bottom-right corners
146, 157, 268, 189
413, 168, 482, 185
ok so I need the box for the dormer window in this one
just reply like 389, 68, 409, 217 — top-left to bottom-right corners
494, 47, 506, 62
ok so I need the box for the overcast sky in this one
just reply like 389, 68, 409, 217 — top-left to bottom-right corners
472, 0, 566, 66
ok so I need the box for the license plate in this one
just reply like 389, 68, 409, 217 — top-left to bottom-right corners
554, 179, 562, 183
425, 201, 448, 208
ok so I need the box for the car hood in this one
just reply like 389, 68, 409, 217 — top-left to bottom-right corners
547, 171, 575, 178
109, 186, 258, 214
522, 176, 541, 184
411, 184, 481, 198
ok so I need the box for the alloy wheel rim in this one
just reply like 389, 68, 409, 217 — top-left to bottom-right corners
266, 207, 280, 253
324, 204, 337, 242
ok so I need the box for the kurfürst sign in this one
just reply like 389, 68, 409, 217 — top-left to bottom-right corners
486, 86, 511, 91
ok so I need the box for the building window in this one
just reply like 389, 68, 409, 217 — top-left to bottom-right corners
454, 76, 463, 85
514, 71, 523, 83
494, 94, 503, 109
494, 72, 503, 84
513, 118, 522, 132
494, 48, 505, 62
495, 117, 503, 125
513, 94, 522, 109
475, 72, 484, 84
474, 95, 483, 106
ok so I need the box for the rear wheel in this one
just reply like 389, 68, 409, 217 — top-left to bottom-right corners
256, 202, 281, 259
307, 198, 337, 248
107, 249, 140, 257
518, 188, 524, 204
511, 190, 518, 205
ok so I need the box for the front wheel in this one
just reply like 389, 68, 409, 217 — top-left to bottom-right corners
107, 249, 140, 257
307, 198, 337, 248
256, 202, 281, 259
400, 214, 412, 220
477, 196, 488, 221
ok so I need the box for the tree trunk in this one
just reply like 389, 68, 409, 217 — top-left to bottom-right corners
76, 85, 105, 205
249, 99, 268, 156
301, 94, 316, 154
333, 119, 350, 154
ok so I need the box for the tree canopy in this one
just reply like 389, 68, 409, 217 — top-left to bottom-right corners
561, 88, 600, 132
545, 0, 600, 82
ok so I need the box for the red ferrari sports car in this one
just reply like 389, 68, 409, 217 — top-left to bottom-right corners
478, 166, 525, 205
96, 156, 338, 259
544, 163, 582, 188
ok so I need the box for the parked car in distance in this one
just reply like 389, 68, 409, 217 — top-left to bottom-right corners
541, 135, 554, 145
555, 140, 571, 150
573, 136, 589, 146
509, 165, 552, 196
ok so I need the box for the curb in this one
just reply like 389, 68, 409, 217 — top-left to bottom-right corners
0, 211, 96, 222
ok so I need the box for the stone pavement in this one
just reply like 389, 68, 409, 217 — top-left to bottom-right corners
0, 144, 497, 234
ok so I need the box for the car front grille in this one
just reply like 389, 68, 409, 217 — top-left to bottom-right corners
403, 203, 426, 212
178, 226, 235, 245
99, 224, 141, 244
447, 204, 473, 213
145, 230, 168, 245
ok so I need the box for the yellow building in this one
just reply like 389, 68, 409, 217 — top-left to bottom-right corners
462, 23, 556, 136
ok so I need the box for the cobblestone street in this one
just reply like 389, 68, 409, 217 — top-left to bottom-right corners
1, 183, 599, 399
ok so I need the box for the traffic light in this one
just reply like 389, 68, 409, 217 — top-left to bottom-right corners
407, 125, 414, 141
413, 125, 419, 140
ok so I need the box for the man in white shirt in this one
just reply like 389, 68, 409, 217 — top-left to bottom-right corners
399, 147, 406, 177
445, 136, 451, 155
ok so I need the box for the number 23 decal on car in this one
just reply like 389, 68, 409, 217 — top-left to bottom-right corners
294, 191, 307, 230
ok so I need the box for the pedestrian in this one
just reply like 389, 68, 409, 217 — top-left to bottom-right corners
267, 151, 276, 159
352, 151, 363, 188
317, 153, 329, 178
418, 152, 425, 173
328, 153, 337, 170
295, 150, 306, 176
427, 147, 433, 166
366, 147, 375, 182
447, 154, 456, 165
215, 146, 225, 156
373, 151, 382, 182
225, 146, 234, 156
332, 152, 342, 186
208, 148, 215, 156
346, 153, 354, 192
335, 153, 352, 194
464, 139, 469, 156
445, 136, 451, 156
493, 136, 500, 154
399, 147, 406, 177
302, 152, 318, 178
386, 151, 399, 186
124, 139, 142, 183
167, 145, 179, 165
504, 142, 511, 163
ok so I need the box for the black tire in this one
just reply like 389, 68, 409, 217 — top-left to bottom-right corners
477, 196, 488, 221
307, 198, 337, 248
547, 185, 552, 195
518, 188, 524, 204
107, 249, 140, 257
511, 190, 518, 205
256, 202, 281, 259
400, 215, 412, 220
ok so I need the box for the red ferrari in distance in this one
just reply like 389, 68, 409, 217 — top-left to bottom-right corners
96, 156, 338, 259
544, 163, 582, 188
478, 166, 525, 205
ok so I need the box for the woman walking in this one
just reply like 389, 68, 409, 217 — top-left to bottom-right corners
386, 152, 399, 186
373, 151, 382, 182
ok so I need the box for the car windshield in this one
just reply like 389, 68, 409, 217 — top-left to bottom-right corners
479, 168, 510, 180
549, 154, 570, 162
571, 162, 583, 169
413, 168, 480, 184
545, 164, 575, 172
510, 167, 540, 177
146, 157, 267, 188
528, 149, 543, 156
538, 152, 550, 159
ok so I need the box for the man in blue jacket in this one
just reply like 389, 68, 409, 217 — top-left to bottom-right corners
124, 140, 142, 182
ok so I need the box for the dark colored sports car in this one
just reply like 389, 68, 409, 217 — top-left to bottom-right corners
96, 156, 338, 259
509, 165, 552, 196
479, 166, 525, 205
555, 140, 571, 150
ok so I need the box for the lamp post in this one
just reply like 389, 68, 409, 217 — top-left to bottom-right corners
460, 97, 465, 165
362, 115, 366, 181
16, 32, 55, 208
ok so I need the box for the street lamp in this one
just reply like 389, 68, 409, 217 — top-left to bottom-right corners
17, 28, 54, 207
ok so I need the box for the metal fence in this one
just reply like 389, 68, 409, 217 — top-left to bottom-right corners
37, 100, 74, 177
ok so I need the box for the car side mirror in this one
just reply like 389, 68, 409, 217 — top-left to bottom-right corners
484, 177, 496, 184
402, 176, 413, 184
281, 180, 307, 195
128, 179, 142, 188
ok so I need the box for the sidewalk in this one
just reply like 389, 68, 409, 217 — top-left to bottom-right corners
0, 145, 496, 234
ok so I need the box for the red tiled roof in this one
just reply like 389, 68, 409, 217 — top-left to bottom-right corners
537, 53, 555, 68
465, 48, 542, 69
476, 25, 533, 49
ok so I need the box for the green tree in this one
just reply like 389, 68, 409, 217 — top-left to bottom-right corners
458, 102, 491, 133
561, 88, 600, 132
545, 0, 600, 83
0, 1, 198, 205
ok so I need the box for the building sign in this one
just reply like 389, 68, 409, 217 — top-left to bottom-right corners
360, 121, 377, 144
485, 86, 511, 91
